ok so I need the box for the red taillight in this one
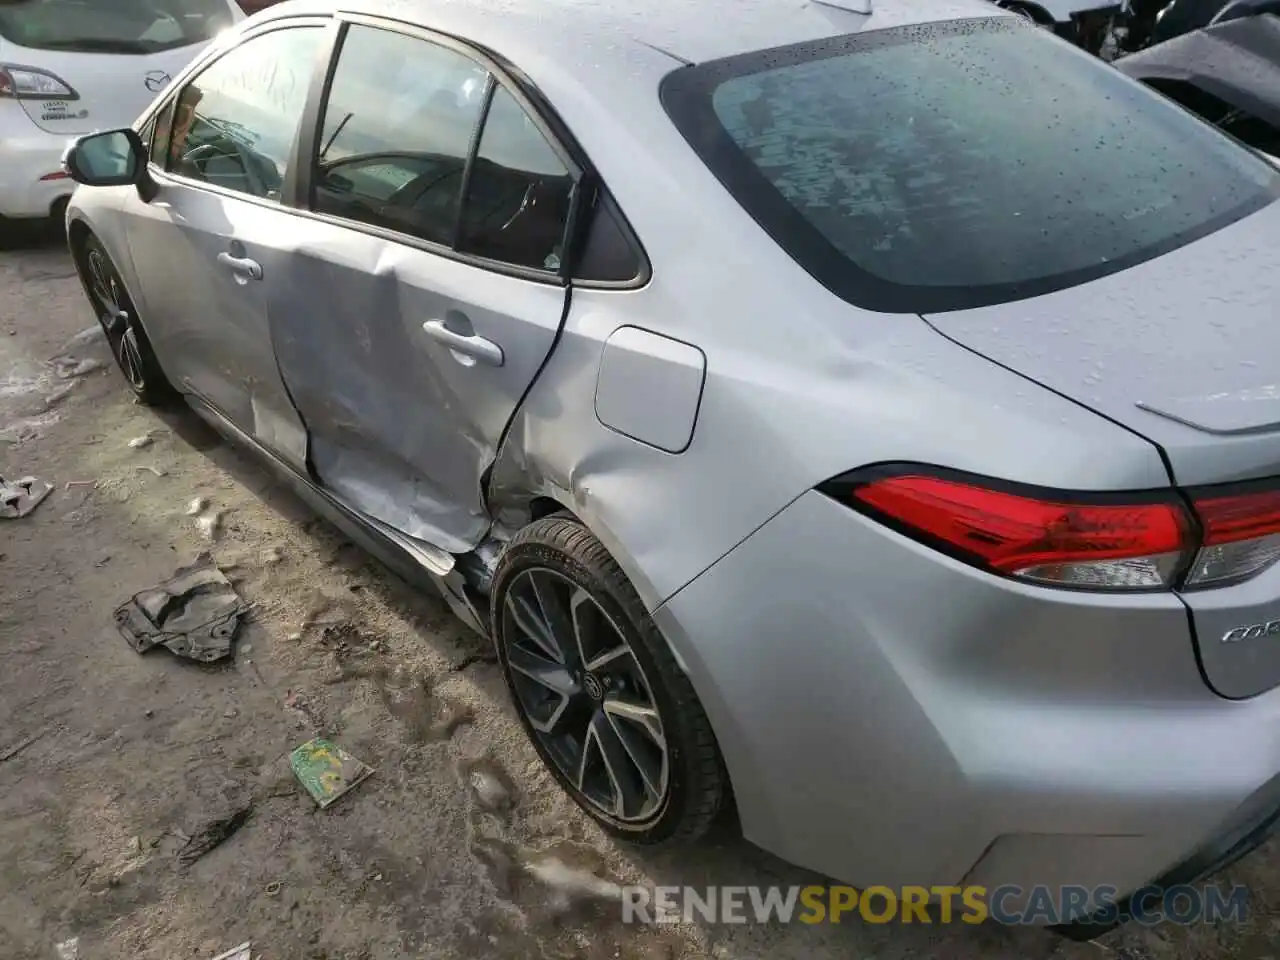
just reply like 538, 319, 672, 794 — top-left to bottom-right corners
827, 466, 1280, 592
1184, 485, 1280, 588
826, 467, 1196, 591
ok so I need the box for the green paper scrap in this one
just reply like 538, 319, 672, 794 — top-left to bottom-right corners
290, 738, 374, 809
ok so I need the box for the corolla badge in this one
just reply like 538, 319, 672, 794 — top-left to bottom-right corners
144, 70, 171, 93
1221, 619, 1280, 644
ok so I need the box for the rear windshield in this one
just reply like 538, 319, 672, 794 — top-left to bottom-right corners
660, 18, 1280, 313
0, 0, 234, 55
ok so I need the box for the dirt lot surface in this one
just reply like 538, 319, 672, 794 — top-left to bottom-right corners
2, 225, 1277, 959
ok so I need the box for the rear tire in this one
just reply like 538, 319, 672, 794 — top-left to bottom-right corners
74, 233, 176, 406
490, 514, 726, 844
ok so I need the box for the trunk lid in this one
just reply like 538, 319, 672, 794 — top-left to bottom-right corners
0, 0, 238, 135
922, 197, 1280, 489
924, 197, 1280, 700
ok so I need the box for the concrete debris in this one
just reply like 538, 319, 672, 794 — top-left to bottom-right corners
54, 937, 79, 960
185, 496, 209, 516
127, 435, 154, 449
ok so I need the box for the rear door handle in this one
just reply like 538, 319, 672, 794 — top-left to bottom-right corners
217, 251, 263, 281
422, 319, 504, 367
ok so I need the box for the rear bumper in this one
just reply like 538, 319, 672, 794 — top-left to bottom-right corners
654, 489, 1280, 910
1057, 786, 1280, 936
0, 119, 76, 219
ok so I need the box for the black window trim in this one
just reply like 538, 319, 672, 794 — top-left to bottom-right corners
659, 15, 1280, 314
451, 74, 498, 250
139, 15, 337, 216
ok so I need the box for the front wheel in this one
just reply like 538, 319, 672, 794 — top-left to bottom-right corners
490, 515, 727, 844
75, 233, 176, 406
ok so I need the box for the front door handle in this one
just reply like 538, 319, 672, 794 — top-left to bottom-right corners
217, 251, 263, 281
422, 319, 504, 367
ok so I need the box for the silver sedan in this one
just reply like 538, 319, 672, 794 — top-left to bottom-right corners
61, 0, 1280, 934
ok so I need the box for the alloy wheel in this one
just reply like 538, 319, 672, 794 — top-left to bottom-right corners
501, 567, 669, 823
85, 247, 145, 391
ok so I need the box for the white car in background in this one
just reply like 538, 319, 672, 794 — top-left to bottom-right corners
0, 0, 242, 226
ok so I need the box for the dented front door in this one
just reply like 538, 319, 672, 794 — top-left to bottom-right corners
128, 185, 310, 471
123, 21, 327, 472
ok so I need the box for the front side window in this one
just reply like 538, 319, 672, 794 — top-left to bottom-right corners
313, 25, 488, 247
661, 18, 1280, 313
0, 0, 236, 55
458, 85, 574, 271
167, 26, 323, 200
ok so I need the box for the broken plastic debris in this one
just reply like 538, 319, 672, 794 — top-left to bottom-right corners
128, 435, 154, 449
290, 738, 374, 809
208, 942, 252, 960
136, 465, 167, 477
1, 475, 53, 519
113, 553, 250, 662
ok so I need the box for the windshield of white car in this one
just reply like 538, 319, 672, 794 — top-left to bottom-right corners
660, 18, 1280, 313
0, 0, 233, 54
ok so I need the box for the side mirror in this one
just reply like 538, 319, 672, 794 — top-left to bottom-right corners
63, 128, 155, 200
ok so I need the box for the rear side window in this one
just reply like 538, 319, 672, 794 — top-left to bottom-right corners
459, 85, 575, 271
661, 18, 1280, 313
0, 0, 236, 55
166, 26, 323, 200
313, 25, 489, 247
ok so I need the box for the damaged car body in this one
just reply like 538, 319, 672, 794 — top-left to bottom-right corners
60, 0, 1280, 938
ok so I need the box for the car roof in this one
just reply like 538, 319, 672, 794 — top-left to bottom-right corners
258, 0, 1009, 77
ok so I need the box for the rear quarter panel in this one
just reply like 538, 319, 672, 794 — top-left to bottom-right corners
486, 38, 1171, 613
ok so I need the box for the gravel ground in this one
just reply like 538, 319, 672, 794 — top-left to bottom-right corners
1, 224, 1276, 959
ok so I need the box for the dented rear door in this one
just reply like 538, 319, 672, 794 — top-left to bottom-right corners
270, 21, 576, 553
